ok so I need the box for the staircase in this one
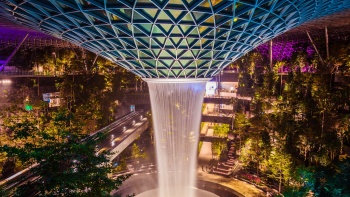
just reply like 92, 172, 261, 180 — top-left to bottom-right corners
211, 141, 241, 176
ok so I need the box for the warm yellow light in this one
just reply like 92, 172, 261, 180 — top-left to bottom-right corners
0, 79, 12, 84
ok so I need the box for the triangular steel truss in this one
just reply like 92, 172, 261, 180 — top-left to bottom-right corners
1, 0, 350, 78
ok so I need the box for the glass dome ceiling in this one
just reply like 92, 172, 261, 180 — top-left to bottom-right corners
1, 0, 350, 78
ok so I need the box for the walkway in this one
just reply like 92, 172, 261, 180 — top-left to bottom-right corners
196, 171, 265, 197
107, 117, 149, 161
197, 133, 265, 197
198, 126, 214, 166
198, 104, 265, 197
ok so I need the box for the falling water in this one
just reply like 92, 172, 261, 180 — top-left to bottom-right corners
144, 79, 208, 197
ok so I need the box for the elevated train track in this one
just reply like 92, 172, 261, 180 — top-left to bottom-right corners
0, 110, 149, 195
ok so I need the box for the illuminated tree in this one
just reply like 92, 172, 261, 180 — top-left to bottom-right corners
233, 112, 250, 151
213, 123, 230, 138
131, 143, 146, 160
263, 148, 292, 193
335, 115, 350, 154
0, 110, 129, 196
211, 139, 227, 160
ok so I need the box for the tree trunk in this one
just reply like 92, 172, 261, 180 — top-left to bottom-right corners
239, 135, 242, 155
279, 171, 282, 193
37, 77, 40, 96
341, 137, 343, 154
280, 75, 282, 95
135, 79, 138, 92
321, 110, 325, 134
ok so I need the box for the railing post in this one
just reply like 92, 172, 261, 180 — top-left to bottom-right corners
325, 26, 329, 59
269, 40, 273, 70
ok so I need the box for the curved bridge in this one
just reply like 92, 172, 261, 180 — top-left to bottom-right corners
0, 111, 149, 194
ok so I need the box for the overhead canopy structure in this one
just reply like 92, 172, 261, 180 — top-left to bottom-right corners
0, 32, 76, 50
0, 20, 76, 49
1, 0, 350, 78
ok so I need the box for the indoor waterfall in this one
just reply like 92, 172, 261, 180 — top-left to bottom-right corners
144, 79, 209, 197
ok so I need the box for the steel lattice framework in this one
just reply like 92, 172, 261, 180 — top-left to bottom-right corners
1, 0, 350, 78
0, 33, 77, 49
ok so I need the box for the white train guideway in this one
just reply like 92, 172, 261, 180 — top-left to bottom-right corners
109, 117, 149, 161
0, 111, 149, 191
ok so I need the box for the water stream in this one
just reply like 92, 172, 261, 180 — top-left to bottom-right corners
145, 79, 208, 197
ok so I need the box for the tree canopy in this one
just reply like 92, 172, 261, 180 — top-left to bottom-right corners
0, 109, 129, 196
234, 40, 350, 195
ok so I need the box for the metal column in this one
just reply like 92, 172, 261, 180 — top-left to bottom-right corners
269, 40, 273, 70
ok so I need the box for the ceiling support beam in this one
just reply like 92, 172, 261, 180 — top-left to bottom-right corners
306, 31, 324, 65
0, 33, 29, 71
325, 26, 329, 59
269, 40, 273, 70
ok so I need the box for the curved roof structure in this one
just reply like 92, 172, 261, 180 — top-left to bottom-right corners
1, 0, 350, 78
0, 30, 76, 50
0, 11, 76, 49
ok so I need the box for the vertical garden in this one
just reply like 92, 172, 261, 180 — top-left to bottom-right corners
232, 38, 350, 195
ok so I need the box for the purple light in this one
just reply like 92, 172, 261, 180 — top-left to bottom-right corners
257, 42, 315, 61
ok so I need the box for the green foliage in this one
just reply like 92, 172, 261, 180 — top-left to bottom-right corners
233, 113, 250, 134
114, 157, 128, 173
239, 139, 255, 168
285, 159, 350, 196
263, 148, 292, 193
315, 159, 350, 196
202, 103, 207, 113
234, 42, 350, 193
283, 167, 315, 197
0, 152, 7, 173
0, 184, 10, 197
239, 135, 268, 176
233, 113, 250, 152
211, 139, 227, 159
131, 143, 146, 160
198, 141, 203, 155
200, 122, 205, 130
213, 123, 230, 137
0, 109, 129, 196
0, 46, 140, 195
